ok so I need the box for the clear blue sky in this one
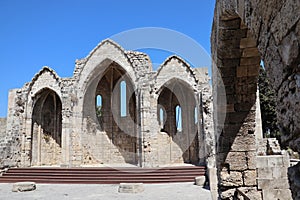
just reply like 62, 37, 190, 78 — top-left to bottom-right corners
0, 0, 215, 117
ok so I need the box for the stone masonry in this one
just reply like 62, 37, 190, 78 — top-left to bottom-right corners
212, 0, 299, 199
0, 40, 214, 173
1, 1, 299, 199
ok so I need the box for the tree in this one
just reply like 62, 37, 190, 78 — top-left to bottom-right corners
96, 105, 102, 119
258, 65, 281, 141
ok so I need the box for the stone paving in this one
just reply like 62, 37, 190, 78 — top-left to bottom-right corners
0, 182, 212, 200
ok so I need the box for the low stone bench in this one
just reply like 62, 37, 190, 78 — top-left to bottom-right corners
118, 183, 144, 193
12, 182, 36, 192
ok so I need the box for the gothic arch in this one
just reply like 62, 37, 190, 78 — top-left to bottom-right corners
30, 88, 62, 166
212, 0, 262, 197
74, 40, 139, 165
156, 78, 199, 165
74, 39, 137, 96
155, 55, 199, 93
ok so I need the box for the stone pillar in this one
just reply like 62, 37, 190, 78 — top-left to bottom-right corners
61, 108, 71, 167
255, 88, 263, 140
37, 125, 41, 165
139, 85, 160, 167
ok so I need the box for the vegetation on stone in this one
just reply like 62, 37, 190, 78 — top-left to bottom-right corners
258, 66, 281, 142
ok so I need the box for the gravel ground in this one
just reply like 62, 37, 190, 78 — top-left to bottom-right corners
0, 182, 212, 200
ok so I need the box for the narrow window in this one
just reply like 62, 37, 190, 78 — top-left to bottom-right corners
120, 81, 127, 117
96, 95, 102, 107
159, 108, 164, 125
194, 107, 198, 124
176, 105, 182, 132
96, 95, 102, 118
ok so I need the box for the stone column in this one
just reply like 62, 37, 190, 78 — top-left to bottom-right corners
139, 85, 160, 167
61, 108, 71, 167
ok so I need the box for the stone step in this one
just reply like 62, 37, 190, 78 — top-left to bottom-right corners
0, 166, 206, 184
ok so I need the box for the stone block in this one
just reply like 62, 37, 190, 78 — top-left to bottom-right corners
267, 138, 282, 155
282, 154, 290, 167
267, 156, 284, 167
195, 176, 206, 187
221, 188, 236, 199
262, 189, 292, 200
118, 183, 144, 193
208, 167, 218, 191
256, 156, 268, 168
242, 47, 260, 57
230, 134, 256, 152
237, 187, 262, 200
257, 168, 273, 179
237, 66, 248, 77
12, 182, 36, 192
257, 178, 290, 190
272, 167, 288, 179
243, 170, 257, 186
246, 151, 256, 169
240, 57, 260, 66
257, 139, 268, 156
225, 151, 247, 171
247, 65, 260, 76
240, 38, 257, 49
220, 171, 243, 187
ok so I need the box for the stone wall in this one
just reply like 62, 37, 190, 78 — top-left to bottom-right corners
0, 40, 213, 172
212, 0, 300, 198
256, 138, 292, 199
257, 154, 292, 200
0, 118, 6, 137
212, 6, 260, 199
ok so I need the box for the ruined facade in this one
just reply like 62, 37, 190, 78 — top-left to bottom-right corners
1, 0, 299, 199
212, 0, 299, 199
0, 39, 213, 170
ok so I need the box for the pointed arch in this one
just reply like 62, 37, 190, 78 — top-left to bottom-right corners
74, 39, 137, 96
157, 78, 199, 164
155, 56, 199, 96
31, 88, 62, 166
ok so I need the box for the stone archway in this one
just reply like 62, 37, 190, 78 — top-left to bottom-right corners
211, 8, 261, 199
212, 0, 300, 199
157, 78, 199, 165
81, 61, 138, 166
31, 88, 62, 166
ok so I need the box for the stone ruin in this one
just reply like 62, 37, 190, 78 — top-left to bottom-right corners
0, 39, 214, 169
1, 0, 300, 199
212, 0, 299, 199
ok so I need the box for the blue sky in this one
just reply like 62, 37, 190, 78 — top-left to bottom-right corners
0, 0, 215, 117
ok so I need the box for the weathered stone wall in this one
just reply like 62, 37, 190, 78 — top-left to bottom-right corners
0, 118, 6, 137
212, 9, 260, 199
257, 154, 292, 200
1, 39, 213, 172
212, 0, 300, 199
0, 89, 23, 167
256, 138, 292, 199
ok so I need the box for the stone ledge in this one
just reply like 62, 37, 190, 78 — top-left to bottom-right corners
12, 182, 36, 192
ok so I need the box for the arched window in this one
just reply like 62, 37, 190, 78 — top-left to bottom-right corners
96, 95, 102, 107
194, 107, 198, 124
120, 81, 127, 117
159, 107, 164, 126
176, 105, 182, 132
96, 94, 102, 119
